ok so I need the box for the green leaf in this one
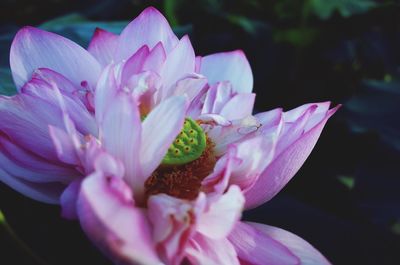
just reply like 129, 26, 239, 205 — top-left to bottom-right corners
391, 221, 400, 235
226, 14, 267, 35
337, 175, 355, 190
273, 27, 318, 47
309, 0, 378, 20
0, 68, 17, 96
0, 210, 5, 224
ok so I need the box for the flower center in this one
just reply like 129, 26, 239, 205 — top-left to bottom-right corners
162, 118, 207, 165
144, 118, 216, 201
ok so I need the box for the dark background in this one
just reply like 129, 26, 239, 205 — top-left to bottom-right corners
1, 0, 400, 264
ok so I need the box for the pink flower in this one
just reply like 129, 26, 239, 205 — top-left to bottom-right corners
0, 6, 339, 265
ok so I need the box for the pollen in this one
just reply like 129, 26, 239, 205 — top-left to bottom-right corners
145, 137, 216, 201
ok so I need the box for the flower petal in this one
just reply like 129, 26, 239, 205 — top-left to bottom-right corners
159, 35, 195, 99
88, 28, 119, 67
94, 64, 119, 123
121, 45, 150, 86
140, 96, 187, 181
220, 93, 255, 120
0, 168, 64, 204
116, 7, 178, 61
49, 125, 80, 165
229, 134, 277, 191
244, 105, 340, 209
0, 94, 64, 159
197, 185, 244, 239
78, 172, 162, 265
228, 222, 300, 265
199, 50, 253, 93
148, 193, 203, 264
186, 234, 240, 265
100, 92, 142, 195
10, 26, 101, 90
60, 179, 81, 219
247, 222, 331, 265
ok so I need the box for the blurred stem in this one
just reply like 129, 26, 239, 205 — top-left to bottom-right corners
164, 0, 180, 27
0, 210, 49, 265
291, 0, 312, 81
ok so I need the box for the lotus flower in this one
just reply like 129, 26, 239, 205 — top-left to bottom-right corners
0, 6, 339, 265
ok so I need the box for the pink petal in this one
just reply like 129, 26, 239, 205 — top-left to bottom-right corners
100, 92, 142, 196
228, 222, 300, 265
10, 26, 101, 90
197, 185, 244, 239
201, 147, 238, 195
142, 42, 167, 72
148, 193, 203, 264
229, 135, 277, 191
244, 105, 340, 209
171, 74, 207, 101
49, 125, 79, 165
186, 234, 240, 265
254, 108, 283, 129
60, 179, 81, 219
159, 35, 195, 97
115, 7, 178, 61
247, 222, 331, 265
205, 116, 261, 156
88, 28, 119, 67
0, 135, 76, 184
121, 45, 150, 86
202, 82, 234, 115
94, 64, 119, 123
220, 93, 255, 120
0, 168, 64, 204
78, 172, 161, 265
21, 78, 97, 136
200, 50, 253, 93
0, 94, 65, 159
275, 104, 318, 155
30, 68, 77, 94
140, 96, 187, 181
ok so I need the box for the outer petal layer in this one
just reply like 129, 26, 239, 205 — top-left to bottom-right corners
78, 172, 162, 265
10, 27, 101, 90
228, 222, 300, 265
247, 222, 331, 265
116, 7, 178, 61
244, 104, 340, 209
88, 28, 119, 67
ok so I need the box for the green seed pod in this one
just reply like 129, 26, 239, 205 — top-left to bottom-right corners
162, 118, 206, 165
